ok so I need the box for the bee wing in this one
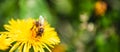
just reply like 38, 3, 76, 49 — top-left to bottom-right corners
39, 15, 44, 25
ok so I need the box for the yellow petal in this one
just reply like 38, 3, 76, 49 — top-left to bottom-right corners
9, 42, 21, 52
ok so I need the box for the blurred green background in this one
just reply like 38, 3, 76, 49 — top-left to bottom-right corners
0, 0, 120, 52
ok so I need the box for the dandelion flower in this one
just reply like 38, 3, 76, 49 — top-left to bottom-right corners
0, 34, 12, 50
0, 16, 60, 52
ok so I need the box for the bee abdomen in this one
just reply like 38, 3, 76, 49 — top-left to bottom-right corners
37, 28, 44, 36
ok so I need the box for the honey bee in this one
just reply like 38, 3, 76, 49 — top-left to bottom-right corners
31, 16, 44, 36
35, 21, 44, 36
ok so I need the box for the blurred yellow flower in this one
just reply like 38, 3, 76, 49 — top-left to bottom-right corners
0, 17, 60, 52
95, 1, 107, 16
52, 44, 66, 52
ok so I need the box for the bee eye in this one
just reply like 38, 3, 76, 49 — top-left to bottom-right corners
35, 21, 39, 27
